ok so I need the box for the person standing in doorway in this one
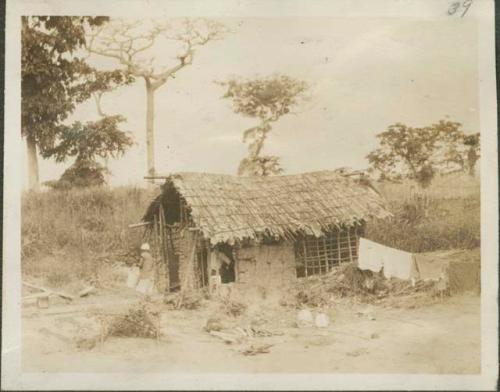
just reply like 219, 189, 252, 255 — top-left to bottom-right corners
136, 243, 155, 295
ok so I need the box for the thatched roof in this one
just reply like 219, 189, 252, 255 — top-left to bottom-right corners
144, 171, 391, 244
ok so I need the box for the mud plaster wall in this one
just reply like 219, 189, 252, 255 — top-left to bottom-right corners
235, 243, 297, 291
176, 228, 200, 291
151, 224, 195, 292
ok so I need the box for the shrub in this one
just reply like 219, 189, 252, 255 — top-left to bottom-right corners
106, 301, 161, 339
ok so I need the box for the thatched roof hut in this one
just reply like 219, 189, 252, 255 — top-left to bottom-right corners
142, 170, 391, 292
144, 170, 390, 244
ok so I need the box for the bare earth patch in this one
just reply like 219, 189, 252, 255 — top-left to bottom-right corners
22, 291, 479, 374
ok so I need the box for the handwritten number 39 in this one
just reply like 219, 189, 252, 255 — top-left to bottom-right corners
448, 0, 473, 17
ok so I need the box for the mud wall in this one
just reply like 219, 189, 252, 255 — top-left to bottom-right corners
235, 242, 297, 290
177, 228, 203, 291
150, 223, 198, 293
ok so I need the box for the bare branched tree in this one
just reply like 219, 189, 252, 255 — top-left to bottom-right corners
87, 18, 227, 177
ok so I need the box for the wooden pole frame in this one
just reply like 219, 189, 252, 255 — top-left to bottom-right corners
347, 227, 353, 263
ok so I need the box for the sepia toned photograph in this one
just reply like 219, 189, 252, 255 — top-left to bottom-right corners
2, 0, 498, 390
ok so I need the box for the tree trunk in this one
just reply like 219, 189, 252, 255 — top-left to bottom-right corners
26, 136, 39, 190
467, 148, 478, 177
145, 79, 156, 179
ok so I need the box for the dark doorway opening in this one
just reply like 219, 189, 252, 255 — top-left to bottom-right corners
165, 228, 180, 291
217, 244, 236, 283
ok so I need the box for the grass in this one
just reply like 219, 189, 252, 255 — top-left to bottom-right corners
366, 172, 480, 252
375, 171, 479, 201
22, 186, 156, 288
21, 172, 480, 288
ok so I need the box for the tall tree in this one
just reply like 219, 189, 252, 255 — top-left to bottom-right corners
21, 16, 131, 190
86, 18, 227, 178
218, 74, 308, 176
366, 120, 480, 187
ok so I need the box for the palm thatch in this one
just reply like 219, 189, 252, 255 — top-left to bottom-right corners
144, 171, 391, 244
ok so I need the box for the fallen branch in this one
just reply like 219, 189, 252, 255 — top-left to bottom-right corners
240, 343, 273, 356
128, 221, 152, 228
22, 281, 75, 301
78, 286, 96, 298
209, 330, 240, 344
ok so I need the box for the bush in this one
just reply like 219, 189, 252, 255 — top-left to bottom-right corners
45, 159, 107, 190
107, 301, 161, 339
365, 195, 480, 253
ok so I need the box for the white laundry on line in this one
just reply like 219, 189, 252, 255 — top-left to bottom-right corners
358, 238, 384, 273
358, 238, 419, 280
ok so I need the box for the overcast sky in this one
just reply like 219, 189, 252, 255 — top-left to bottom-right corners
29, 17, 479, 187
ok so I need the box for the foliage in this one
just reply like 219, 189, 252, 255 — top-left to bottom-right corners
45, 159, 108, 189
43, 116, 133, 189
21, 16, 133, 187
47, 115, 133, 162
219, 74, 308, 176
463, 133, 480, 175
237, 156, 284, 176
222, 74, 308, 121
367, 120, 480, 187
107, 301, 161, 339
365, 196, 480, 253
22, 16, 130, 150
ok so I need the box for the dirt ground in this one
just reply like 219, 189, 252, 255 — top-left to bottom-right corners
22, 288, 480, 374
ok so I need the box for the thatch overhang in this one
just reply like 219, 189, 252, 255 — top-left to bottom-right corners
143, 170, 392, 245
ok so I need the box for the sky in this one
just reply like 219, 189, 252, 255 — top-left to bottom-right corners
27, 17, 479, 187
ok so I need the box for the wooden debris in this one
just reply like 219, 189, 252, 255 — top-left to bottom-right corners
240, 343, 273, 356
128, 221, 152, 228
209, 330, 240, 344
22, 281, 75, 303
38, 327, 72, 343
78, 286, 96, 298
22, 292, 52, 300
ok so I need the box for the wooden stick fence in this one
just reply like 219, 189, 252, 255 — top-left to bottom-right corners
297, 225, 363, 277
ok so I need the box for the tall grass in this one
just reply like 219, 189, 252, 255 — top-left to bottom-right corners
21, 186, 156, 287
366, 173, 480, 252
376, 172, 479, 201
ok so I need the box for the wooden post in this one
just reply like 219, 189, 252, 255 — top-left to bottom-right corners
206, 242, 211, 287
336, 229, 341, 265
159, 205, 169, 292
314, 237, 321, 275
152, 214, 159, 291
354, 225, 359, 263
322, 236, 329, 272
100, 318, 105, 350
157, 207, 163, 292
323, 235, 330, 272
302, 239, 308, 277
156, 314, 161, 344
347, 227, 353, 263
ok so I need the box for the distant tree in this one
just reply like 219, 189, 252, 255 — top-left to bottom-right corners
87, 18, 228, 178
463, 133, 480, 176
237, 156, 284, 177
367, 120, 480, 187
219, 74, 308, 176
21, 16, 132, 190
44, 116, 133, 189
